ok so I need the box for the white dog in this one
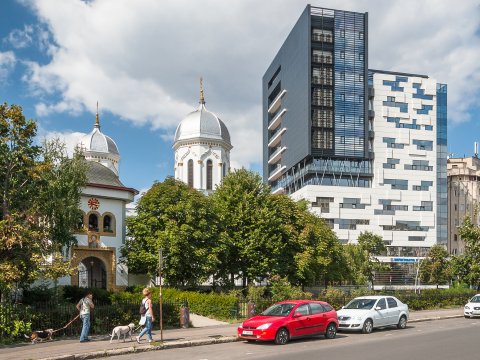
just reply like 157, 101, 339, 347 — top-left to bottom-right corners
110, 323, 135, 343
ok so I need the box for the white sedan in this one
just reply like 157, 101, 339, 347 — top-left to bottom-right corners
464, 294, 480, 318
337, 296, 409, 334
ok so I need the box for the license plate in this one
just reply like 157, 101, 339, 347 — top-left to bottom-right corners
339, 321, 347, 324
242, 330, 253, 335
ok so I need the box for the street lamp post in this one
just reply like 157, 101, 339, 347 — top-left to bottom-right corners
158, 248, 163, 342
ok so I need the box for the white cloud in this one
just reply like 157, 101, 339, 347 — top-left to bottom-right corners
20, 0, 480, 169
36, 125, 86, 157
0, 51, 16, 81
4, 24, 34, 49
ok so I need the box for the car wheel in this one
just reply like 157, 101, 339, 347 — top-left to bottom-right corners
324, 323, 337, 339
362, 319, 373, 334
464, 315, 470, 319
397, 315, 407, 329
275, 328, 289, 345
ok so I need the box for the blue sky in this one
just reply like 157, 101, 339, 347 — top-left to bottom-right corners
1, 0, 479, 196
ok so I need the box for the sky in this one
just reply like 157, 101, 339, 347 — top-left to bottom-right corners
1, 0, 480, 198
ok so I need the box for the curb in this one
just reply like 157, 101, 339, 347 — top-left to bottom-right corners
409, 314, 464, 323
38, 315, 464, 360
39, 335, 240, 360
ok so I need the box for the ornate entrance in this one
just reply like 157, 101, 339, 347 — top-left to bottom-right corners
71, 247, 116, 291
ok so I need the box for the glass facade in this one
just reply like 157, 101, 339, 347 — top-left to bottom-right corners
436, 83, 448, 244
332, 10, 367, 158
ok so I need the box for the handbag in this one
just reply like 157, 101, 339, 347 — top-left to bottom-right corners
139, 315, 146, 326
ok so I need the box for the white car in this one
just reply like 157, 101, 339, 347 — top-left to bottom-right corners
464, 294, 480, 318
337, 296, 409, 334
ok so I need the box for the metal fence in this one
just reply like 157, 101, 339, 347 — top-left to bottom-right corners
0, 299, 184, 339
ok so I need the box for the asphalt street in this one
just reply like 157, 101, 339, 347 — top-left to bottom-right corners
106, 317, 480, 360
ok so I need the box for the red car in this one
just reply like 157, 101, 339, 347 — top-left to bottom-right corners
237, 300, 338, 345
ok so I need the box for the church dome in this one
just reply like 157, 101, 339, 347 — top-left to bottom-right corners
174, 79, 231, 148
78, 104, 121, 176
174, 103, 231, 145
80, 123, 119, 155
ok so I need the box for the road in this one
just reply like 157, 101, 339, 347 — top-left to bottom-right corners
107, 317, 479, 360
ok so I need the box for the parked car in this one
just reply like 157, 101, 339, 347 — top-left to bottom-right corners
464, 294, 480, 318
237, 300, 338, 345
336, 296, 409, 334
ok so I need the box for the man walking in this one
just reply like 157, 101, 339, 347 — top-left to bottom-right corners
76, 291, 94, 343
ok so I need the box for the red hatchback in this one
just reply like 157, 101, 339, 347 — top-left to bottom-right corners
237, 300, 338, 345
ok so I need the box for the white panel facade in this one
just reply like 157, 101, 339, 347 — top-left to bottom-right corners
291, 72, 439, 258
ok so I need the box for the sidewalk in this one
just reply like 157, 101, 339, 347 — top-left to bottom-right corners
0, 308, 464, 360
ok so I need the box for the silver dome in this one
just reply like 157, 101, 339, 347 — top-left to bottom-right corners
174, 103, 231, 145
80, 125, 119, 155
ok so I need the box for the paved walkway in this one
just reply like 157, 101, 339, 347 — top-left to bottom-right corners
0, 308, 464, 360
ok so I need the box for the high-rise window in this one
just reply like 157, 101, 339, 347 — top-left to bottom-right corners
188, 159, 194, 188
206, 160, 213, 190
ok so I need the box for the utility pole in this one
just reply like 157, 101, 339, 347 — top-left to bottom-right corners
158, 248, 163, 342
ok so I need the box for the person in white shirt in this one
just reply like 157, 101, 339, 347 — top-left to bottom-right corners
136, 288, 155, 343
76, 292, 94, 342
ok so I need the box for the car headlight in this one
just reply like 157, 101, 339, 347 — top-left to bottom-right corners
257, 323, 272, 330
465, 305, 470, 310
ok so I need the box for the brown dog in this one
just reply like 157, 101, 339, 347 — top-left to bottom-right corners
24, 329, 54, 344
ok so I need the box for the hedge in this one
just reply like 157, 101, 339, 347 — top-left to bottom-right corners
112, 286, 238, 320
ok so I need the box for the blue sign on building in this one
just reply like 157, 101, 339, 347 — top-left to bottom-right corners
391, 258, 419, 263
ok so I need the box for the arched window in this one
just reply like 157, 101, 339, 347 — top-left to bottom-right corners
88, 214, 99, 231
188, 159, 194, 188
103, 215, 112, 232
206, 159, 213, 190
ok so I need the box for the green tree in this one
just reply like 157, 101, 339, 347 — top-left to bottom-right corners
343, 243, 369, 285
419, 244, 450, 288
211, 169, 273, 287
0, 103, 87, 296
357, 231, 387, 288
457, 215, 480, 289
294, 208, 347, 288
121, 177, 218, 287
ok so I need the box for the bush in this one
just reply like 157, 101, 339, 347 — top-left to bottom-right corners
22, 285, 56, 304
319, 288, 347, 310
111, 286, 238, 321
0, 304, 32, 343
270, 276, 312, 302
62, 285, 112, 304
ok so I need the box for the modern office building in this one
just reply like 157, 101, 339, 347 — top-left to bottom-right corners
447, 151, 480, 255
262, 5, 447, 286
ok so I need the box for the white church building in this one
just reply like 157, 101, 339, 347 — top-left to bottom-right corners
173, 80, 232, 193
58, 108, 137, 291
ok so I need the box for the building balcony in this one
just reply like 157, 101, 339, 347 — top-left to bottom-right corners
312, 97, 333, 107
312, 34, 332, 43
271, 186, 285, 195
268, 164, 287, 182
268, 146, 287, 165
268, 127, 287, 148
268, 89, 287, 114
268, 108, 287, 131
312, 55, 332, 64
312, 76, 333, 86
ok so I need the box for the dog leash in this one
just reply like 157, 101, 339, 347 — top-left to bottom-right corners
52, 314, 80, 333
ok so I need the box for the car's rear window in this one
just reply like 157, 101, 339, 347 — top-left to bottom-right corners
261, 303, 296, 317
322, 304, 333, 312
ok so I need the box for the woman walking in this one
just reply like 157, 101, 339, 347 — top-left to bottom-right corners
136, 288, 154, 343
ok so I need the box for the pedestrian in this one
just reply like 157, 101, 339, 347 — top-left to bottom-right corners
76, 291, 94, 343
136, 288, 154, 343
